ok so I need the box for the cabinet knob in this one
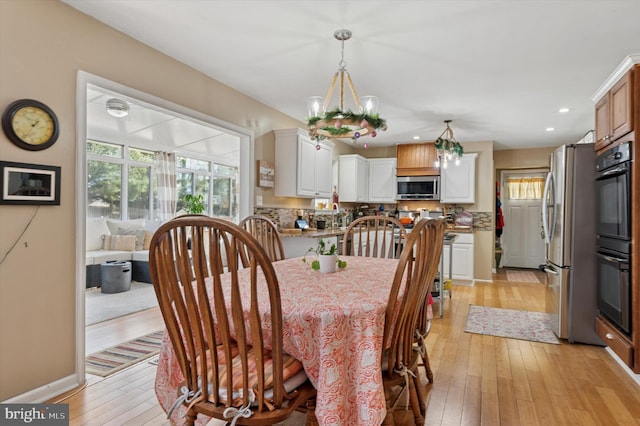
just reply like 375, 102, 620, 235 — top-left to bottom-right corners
604, 135, 610, 140
605, 333, 614, 340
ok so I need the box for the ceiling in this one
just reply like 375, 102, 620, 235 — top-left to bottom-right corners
87, 84, 241, 163
65, 0, 640, 151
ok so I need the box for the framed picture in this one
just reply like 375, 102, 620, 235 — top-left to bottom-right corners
257, 160, 275, 188
0, 161, 61, 205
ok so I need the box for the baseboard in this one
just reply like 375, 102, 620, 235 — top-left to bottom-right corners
1, 374, 82, 403
473, 278, 493, 285
605, 347, 640, 388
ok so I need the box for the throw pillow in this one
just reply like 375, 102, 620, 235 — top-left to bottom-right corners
116, 227, 146, 251
106, 218, 146, 235
102, 234, 137, 251
143, 230, 153, 250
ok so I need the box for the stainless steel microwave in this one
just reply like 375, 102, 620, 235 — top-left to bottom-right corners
396, 176, 439, 200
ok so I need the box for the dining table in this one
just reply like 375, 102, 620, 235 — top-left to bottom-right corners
154, 255, 402, 426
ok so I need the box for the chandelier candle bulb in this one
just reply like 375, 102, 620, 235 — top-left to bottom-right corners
308, 96, 324, 118
359, 96, 379, 115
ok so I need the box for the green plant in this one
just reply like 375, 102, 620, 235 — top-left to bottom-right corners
302, 238, 347, 270
184, 194, 205, 214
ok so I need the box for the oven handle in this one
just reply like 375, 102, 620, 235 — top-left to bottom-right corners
596, 165, 627, 180
543, 266, 559, 275
597, 252, 627, 264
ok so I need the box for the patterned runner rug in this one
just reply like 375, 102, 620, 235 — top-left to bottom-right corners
86, 330, 164, 377
464, 305, 560, 344
506, 269, 541, 283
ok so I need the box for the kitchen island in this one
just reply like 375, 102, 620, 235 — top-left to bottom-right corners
280, 228, 346, 258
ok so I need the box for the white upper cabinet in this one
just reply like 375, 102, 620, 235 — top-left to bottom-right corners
339, 154, 369, 202
368, 158, 397, 203
440, 153, 477, 204
274, 129, 334, 198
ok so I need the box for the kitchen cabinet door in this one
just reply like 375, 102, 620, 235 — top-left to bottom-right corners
368, 158, 397, 203
442, 232, 474, 282
595, 70, 633, 151
440, 153, 477, 204
396, 143, 439, 176
339, 154, 368, 202
274, 128, 334, 198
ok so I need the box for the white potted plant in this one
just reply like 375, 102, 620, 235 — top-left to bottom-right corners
302, 238, 347, 273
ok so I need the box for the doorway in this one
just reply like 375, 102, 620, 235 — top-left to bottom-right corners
500, 169, 547, 269
76, 72, 255, 371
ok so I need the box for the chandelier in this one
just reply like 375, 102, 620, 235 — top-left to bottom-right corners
434, 120, 464, 168
307, 29, 387, 149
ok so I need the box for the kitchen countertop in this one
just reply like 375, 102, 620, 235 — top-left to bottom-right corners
280, 228, 347, 238
281, 224, 474, 239
446, 226, 474, 234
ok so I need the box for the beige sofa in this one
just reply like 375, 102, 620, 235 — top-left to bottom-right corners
86, 218, 161, 288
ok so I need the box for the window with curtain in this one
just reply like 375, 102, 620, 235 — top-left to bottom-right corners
506, 176, 545, 200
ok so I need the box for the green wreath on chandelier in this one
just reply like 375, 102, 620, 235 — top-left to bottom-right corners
434, 136, 464, 157
307, 108, 387, 139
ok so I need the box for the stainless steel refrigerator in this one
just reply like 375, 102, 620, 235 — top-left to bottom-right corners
542, 143, 603, 345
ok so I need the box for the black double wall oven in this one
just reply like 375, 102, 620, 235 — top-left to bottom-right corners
595, 142, 632, 335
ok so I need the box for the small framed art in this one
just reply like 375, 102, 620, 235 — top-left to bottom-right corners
257, 160, 275, 188
0, 161, 61, 205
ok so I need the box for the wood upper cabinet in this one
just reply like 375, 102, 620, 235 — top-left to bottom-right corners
595, 70, 633, 151
396, 143, 439, 176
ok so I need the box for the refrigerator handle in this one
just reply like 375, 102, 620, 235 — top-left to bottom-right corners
542, 171, 554, 245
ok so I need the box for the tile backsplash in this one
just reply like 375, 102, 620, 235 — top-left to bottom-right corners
255, 206, 493, 232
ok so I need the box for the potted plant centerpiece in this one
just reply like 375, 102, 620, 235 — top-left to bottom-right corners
303, 238, 347, 273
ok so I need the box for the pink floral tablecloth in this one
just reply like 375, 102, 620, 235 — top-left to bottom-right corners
154, 255, 399, 426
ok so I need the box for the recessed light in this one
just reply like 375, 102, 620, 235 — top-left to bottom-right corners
413, 136, 420, 140
558, 107, 570, 113
546, 127, 555, 132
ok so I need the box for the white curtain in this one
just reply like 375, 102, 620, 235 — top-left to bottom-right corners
155, 151, 176, 221
507, 177, 544, 200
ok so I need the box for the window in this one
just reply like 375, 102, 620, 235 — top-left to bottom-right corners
177, 156, 238, 220
506, 176, 545, 200
87, 141, 155, 219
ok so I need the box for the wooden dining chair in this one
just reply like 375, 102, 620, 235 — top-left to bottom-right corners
342, 215, 407, 259
149, 216, 316, 426
414, 219, 447, 382
239, 215, 285, 265
412, 217, 446, 417
380, 217, 445, 426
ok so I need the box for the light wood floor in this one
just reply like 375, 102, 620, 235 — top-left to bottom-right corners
55, 269, 640, 425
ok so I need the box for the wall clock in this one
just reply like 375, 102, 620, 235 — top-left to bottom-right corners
1, 99, 59, 151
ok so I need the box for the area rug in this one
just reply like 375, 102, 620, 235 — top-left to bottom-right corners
506, 269, 541, 283
86, 281, 159, 325
464, 305, 559, 344
86, 330, 164, 377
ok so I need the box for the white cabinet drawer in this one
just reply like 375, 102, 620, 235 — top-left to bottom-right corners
450, 232, 473, 244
